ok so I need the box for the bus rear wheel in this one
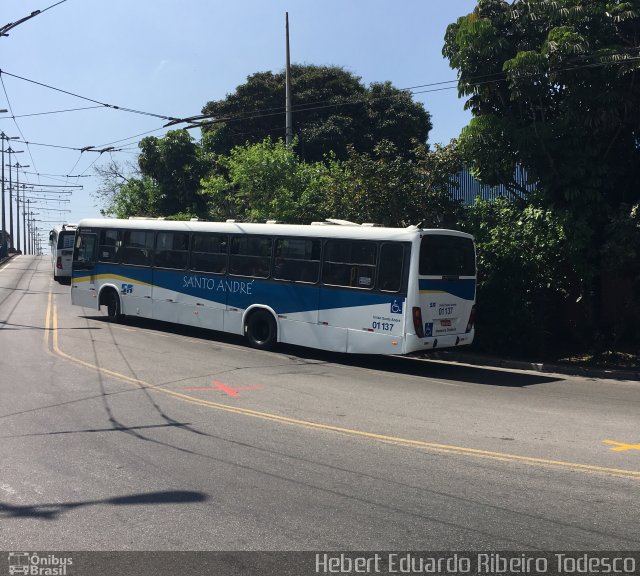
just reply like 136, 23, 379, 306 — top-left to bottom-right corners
245, 309, 277, 350
103, 289, 122, 322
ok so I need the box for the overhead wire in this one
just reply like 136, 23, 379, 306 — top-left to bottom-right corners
23, 171, 90, 178
0, 105, 104, 119
0, 0, 68, 38
0, 68, 179, 122
2, 47, 639, 178
0, 72, 38, 181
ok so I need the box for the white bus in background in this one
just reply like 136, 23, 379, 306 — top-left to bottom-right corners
49, 224, 77, 283
71, 218, 476, 355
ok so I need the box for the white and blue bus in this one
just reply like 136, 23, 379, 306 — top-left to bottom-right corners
49, 224, 77, 283
71, 218, 476, 355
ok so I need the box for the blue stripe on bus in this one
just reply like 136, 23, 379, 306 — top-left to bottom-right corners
418, 278, 476, 301
74, 265, 403, 314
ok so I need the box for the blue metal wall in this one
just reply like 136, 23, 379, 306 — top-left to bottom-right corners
449, 164, 536, 205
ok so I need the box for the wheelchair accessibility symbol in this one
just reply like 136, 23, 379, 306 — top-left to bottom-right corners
390, 300, 403, 314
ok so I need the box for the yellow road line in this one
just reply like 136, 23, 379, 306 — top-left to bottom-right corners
604, 440, 640, 452
48, 294, 640, 481
44, 287, 52, 348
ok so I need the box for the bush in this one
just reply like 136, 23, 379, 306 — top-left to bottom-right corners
462, 197, 588, 358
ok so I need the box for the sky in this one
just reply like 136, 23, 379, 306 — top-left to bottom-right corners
0, 0, 478, 249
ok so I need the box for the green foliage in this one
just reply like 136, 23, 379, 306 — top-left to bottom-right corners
138, 130, 209, 216
462, 197, 589, 356
198, 137, 464, 228
445, 0, 640, 352
602, 203, 640, 274
200, 138, 331, 223
443, 0, 640, 214
600, 203, 640, 343
323, 140, 464, 227
201, 64, 432, 162
98, 175, 159, 219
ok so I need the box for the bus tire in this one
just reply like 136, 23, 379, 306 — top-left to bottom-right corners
245, 309, 277, 350
103, 289, 122, 322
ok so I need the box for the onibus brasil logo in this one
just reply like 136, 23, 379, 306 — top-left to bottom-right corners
7, 553, 73, 576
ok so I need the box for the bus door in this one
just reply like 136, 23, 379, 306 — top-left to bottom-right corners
417, 234, 476, 344
71, 230, 98, 309
119, 230, 154, 317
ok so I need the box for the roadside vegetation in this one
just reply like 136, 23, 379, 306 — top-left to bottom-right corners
95, 0, 640, 366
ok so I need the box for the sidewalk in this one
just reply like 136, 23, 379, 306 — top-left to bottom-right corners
429, 350, 640, 381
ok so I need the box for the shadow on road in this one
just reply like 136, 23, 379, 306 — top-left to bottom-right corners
0, 422, 193, 439
82, 315, 560, 388
0, 490, 208, 520
0, 320, 99, 331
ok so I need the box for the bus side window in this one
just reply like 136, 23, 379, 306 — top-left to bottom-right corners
155, 231, 189, 270
322, 240, 376, 289
122, 230, 154, 266
229, 236, 272, 278
191, 233, 228, 274
377, 243, 403, 292
98, 229, 121, 263
273, 238, 320, 283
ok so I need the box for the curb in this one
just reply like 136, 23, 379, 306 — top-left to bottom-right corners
0, 253, 21, 267
428, 351, 639, 381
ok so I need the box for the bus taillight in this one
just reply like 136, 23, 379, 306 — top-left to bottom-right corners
412, 307, 424, 338
56, 256, 63, 269
466, 305, 476, 333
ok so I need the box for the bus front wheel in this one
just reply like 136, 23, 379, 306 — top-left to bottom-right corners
245, 310, 277, 350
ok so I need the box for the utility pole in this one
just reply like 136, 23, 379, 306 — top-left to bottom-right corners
6, 147, 23, 250
0, 131, 5, 256
285, 12, 293, 146
13, 162, 29, 254
25, 207, 39, 255
0, 122, 14, 257
22, 190, 29, 255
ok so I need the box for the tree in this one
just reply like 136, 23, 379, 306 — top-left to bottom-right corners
462, 196, 590, 356
138, 130, 209, 217
444, 0, 640, 350
200, 65, 432, 162
443, 0, 640, 213
93, 159, 158, 219
200, 138, 334, 224
199, 137, 464, 227
324, 140, 464, 227
94, 131, 209, 219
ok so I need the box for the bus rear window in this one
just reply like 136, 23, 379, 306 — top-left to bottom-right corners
58, 232, 75, 250
419, 235, 475, 277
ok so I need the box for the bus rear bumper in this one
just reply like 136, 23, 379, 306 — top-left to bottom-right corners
404, 331, 474, 354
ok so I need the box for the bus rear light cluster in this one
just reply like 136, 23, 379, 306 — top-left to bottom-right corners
466, 305, 476, 333
412, 307, 424, 338
56, 256, 63, 270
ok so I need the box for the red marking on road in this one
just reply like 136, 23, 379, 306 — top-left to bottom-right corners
184, 381, 264, 397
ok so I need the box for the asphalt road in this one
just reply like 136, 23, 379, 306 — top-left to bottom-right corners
1, 255, 639, 551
